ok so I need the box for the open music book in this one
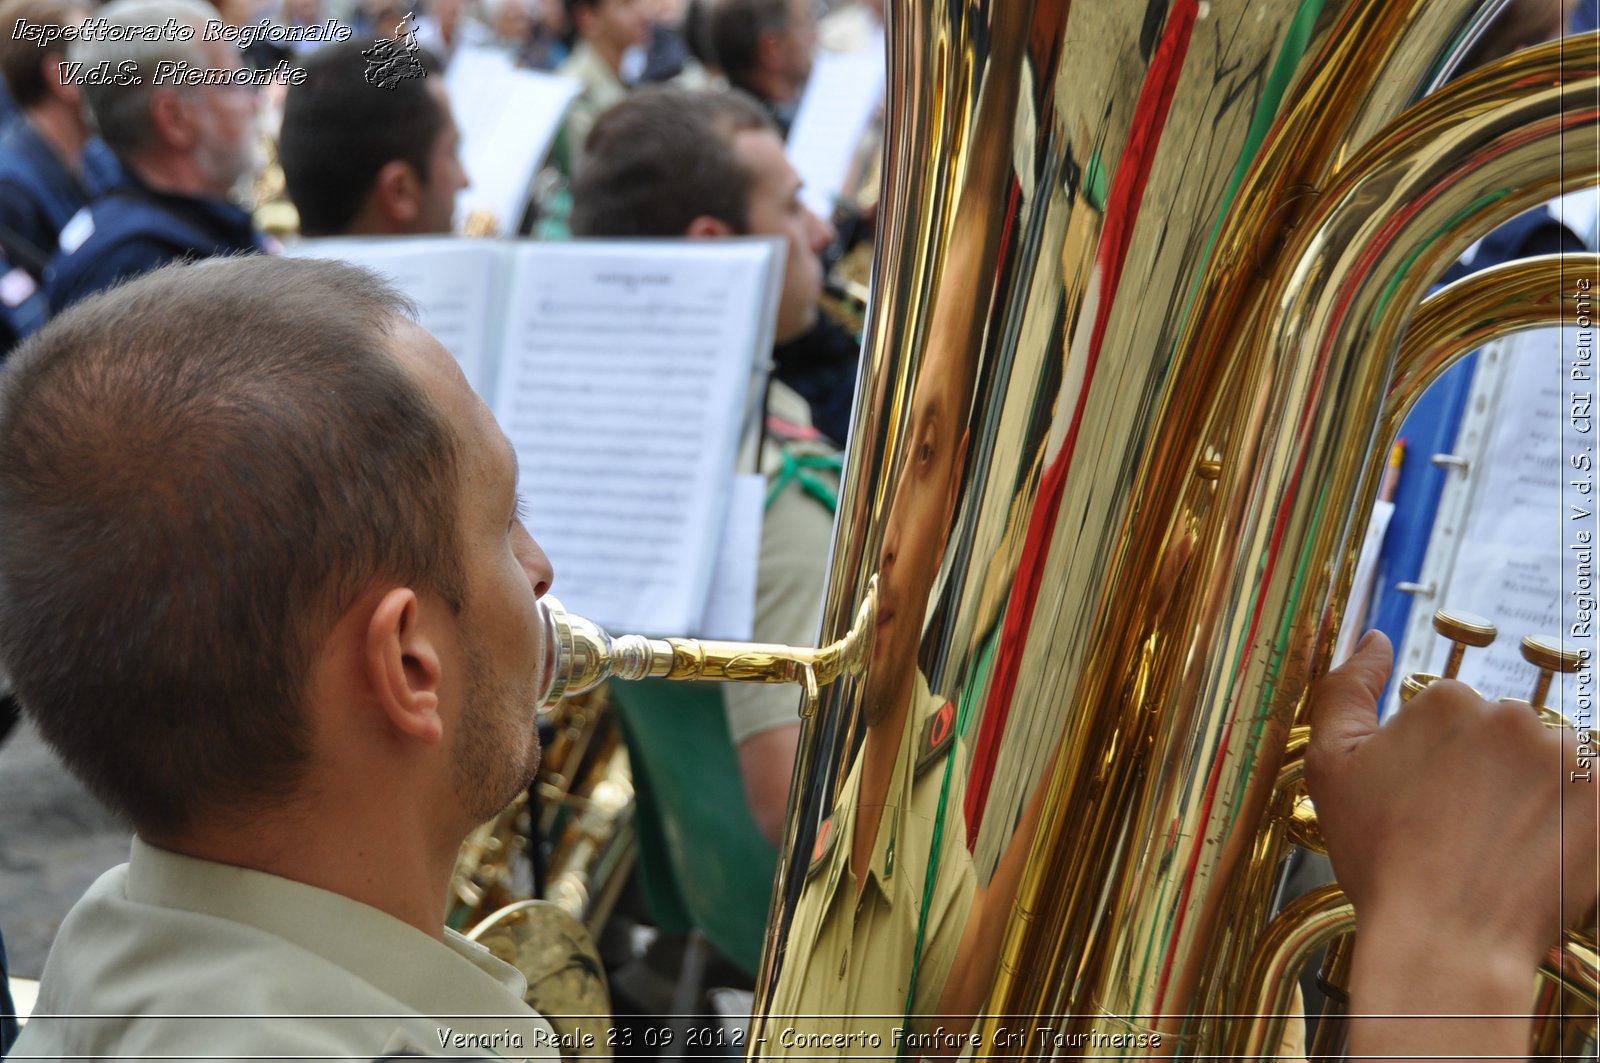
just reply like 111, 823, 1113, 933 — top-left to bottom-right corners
445, 48, 579, 235
1391, 324, 1596, 720
289, 236, 785, 637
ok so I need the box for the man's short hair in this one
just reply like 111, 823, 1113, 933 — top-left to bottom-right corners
69, 0, 214, 156
706, 0, 787, 82
278, 41, 446, 236
0, 256, 467, 836
0, 0, 86, 107
570, 86, 774, 238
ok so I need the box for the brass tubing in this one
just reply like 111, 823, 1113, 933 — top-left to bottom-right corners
1076, 40, 1598, 1052
1532, 934, 1600, 1057
1542, 932, 1600, 1008
1309, 935, 1357, 1063
541, 578, 877, 716
1205, 45, 1598, 1051
1230, 884, 1355, 1062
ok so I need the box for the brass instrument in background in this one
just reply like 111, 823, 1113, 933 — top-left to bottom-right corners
537, 0, 1599, 1056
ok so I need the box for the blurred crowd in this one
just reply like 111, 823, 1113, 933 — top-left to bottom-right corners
0, 0, 887, 349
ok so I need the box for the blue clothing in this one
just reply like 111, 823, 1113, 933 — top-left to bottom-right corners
1575, 0, 1597, 33
0, 243, 49, 360
772, 314, 861, 448
46, 173, 265, 313
0, 119, 120, 279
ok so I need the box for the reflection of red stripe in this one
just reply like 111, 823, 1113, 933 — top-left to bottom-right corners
963, 0, 1200, 845
812, 818, 832, 862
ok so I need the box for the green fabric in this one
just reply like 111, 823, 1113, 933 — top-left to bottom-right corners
765, 449, 844, 513
608, 680, 778, 975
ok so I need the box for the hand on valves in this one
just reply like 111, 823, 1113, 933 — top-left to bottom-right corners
1306, 631, 1598, 1063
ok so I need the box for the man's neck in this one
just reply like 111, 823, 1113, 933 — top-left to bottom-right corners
125, 153, 234, 202
26, 101, 90, 175
583, 34, 626, 78
741, 67, 798, 106
338, 203, 409, 238
152, 804, 461, 940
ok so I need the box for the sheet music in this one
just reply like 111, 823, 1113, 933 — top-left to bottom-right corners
285, 237, 503, 396
787, 45, 885, 219
446, 48, 579, 235
1334, 500, 1394, 663
1423, 327, 1594, 716
495, 241, 778, 634
699, 475, 766, 641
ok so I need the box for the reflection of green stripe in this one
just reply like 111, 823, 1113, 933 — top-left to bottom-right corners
1085, 151, 1109, 212
1173, 0, 1327, 347
1129, 0, 1325, 998
904, 730, 958, 1057
956, 626, 999, 738
1372, 191, 1510, 327
904, 625, 995, 1047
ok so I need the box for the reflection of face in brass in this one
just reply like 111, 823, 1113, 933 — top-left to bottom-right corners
865, 229, 984, 729
867, 366, 966, 725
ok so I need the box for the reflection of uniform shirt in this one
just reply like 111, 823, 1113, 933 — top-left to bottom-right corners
11, 838, 558, 1062
765, 674, 974, 1048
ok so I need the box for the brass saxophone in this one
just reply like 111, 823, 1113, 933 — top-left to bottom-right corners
543, 0, 1599, 1055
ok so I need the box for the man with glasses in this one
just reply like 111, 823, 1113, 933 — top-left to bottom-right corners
44, 0, 267, 312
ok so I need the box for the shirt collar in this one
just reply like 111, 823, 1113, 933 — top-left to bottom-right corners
855, 670, 936, 902
124, 837, 530, 1014
113, 168, 262, 249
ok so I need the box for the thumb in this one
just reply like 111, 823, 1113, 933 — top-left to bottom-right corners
1309, 630, 1393, 751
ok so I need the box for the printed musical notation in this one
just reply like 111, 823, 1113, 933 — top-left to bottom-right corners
290, 237, 784, 636
1410, 326, 1595, 714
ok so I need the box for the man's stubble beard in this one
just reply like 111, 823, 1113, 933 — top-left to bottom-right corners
453, 627, 542, 824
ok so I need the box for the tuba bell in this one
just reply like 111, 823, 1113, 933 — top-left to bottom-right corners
545, 0, 1599, 1055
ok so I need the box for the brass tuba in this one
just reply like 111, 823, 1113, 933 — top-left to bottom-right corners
546, 0, 1599, 1055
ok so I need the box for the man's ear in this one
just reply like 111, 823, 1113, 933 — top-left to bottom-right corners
370, 159, 423, 227
147, 90, 197, 150
755, 28, 784, 71
685, 214, 737, 239
364, 588, 444, 744
42, 54, 83, 107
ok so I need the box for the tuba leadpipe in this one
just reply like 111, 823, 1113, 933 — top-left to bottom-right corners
539, 578, 877, 717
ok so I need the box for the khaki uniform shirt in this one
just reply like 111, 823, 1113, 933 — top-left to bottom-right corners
724, 380, 839, 744
555, 42, 627, 175
763, 675, 975, 1051
11, 838, 559, 1062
